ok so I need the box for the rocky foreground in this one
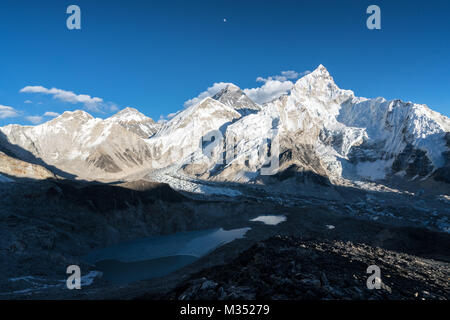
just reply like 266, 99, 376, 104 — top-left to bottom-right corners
165, 236, 450, 300
1, 175, 449, 300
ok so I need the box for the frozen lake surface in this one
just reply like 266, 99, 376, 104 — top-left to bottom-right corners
84, 227, 250, 284
250, 215, 287, 225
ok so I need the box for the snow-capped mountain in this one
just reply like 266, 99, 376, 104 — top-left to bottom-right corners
0, 110, 156, 180
147, 97, 242, 171
0, 65, 449, 189
212, 84, 261, 116
199, 65, 450, 185
106, 107, 160, 138
159, 65, 450, 187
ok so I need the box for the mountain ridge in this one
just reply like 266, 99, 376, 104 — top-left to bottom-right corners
1, 65, 448, 193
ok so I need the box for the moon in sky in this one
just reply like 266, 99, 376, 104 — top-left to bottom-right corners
223, 18, 227, 22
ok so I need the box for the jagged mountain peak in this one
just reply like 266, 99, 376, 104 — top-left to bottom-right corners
106, 107, 159, 139
154, 97, 241, 139
291, 64, 354, 106
62, 109, 92, 117
212, 84, 243, 100
54, 110, 94, 123
296, 64, 336, 87
108, 107, 155, 123
311, 64, 330, 76
224, 83, 240, 92
172, 97, 240, 123
212, 84, 260, 116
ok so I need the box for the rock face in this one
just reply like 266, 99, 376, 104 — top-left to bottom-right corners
0, 151, 57, 180
0, 65, 449, 189
433, 133, 450, 183
167, 236, 450, 300
212, 84, 261, 116
106, 107, 160, 138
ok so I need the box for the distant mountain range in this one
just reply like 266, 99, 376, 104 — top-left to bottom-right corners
1, 65, 449, 193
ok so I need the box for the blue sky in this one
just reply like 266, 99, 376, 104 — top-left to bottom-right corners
0, 0, 449, 126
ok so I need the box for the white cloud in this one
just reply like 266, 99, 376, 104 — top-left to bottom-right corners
24, 100, 33, 104
184, 82, 233, 108
43, 111, 60, 118
20, 86, 104, 111
24, 111, 59, 125
0, 105, 20, 119
109, 103, 119, 112
246, 69, 312, 104
256, 70, 311, 83
244, 80, 294, 105
158, 114, 168, 124
183, 69, 312, 107
158, 112, 178, 123
25, 115, 44, 124
281, 70, 300, 79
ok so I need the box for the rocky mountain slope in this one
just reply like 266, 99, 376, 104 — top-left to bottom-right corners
167, 235, 450, 300
212, 84, 261, 116
0, 110, 156, 180
0, 152, 57, 181
1, 65, 449, 191
106, 107, 160, 138
147, 97, 242, 172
